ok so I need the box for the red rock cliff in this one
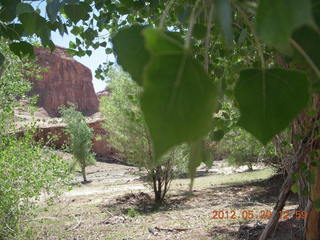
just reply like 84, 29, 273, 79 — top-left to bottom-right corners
30, 46, 99, 117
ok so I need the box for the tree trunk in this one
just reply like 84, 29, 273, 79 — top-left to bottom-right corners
258, 175, 293, 240
81, 165, 87, 183
259, 136, 308, 240
275, 56, 320, 240
305, 163, 320, 240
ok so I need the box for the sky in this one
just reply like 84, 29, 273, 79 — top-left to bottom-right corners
51, 31, 113, 93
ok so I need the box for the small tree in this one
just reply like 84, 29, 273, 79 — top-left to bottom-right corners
100, 69, 187, 204
60, 105, 95, 183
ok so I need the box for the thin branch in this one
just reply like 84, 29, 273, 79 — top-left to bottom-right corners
204, 2, 214, 72
159, 0, 176, 29
185, 0, 202, 49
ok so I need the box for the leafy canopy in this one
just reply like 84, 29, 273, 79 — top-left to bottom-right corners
1, 0, 320, 178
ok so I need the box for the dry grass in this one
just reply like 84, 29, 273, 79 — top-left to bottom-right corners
28, 160, 295, 240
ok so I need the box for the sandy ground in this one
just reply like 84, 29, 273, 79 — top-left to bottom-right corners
29, 154, 299, 240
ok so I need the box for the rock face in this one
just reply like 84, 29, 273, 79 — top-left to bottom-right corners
30, 46, 99, 117
16, 47, 115, 157
15, 109, 116, 158
32, 118, 116, 158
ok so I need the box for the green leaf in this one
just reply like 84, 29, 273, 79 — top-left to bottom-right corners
16, 3, 34, 15
314, 198, 320, 211
70, 26, 84, 35
235, 68, 310, 144
64, 2, 91, 24
214, 0, 234, 47
19, 12, 47, 35
142, 28, 217, 160
291, 183, 299, 193
112, 25, 150, 86
256, 0, 312, 53
100, 42, 107, 47
105, 47, 112, 54
9, 41, 34, 58
69, 41, 76, 49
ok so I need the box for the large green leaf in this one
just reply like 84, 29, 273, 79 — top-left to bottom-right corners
142, 28, 217, 160
256, 0, 312, 53
64, 2, 91, 24
16, 3, 34, 15
19, 12, 47, 35
112, 25, 150, 86
235, 68, 310, 144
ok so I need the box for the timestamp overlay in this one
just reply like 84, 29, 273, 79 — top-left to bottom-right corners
211, 209, 308, 220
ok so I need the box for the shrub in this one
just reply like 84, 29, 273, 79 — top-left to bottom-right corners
0, 39, 69, 239
0, 135, 70, 239
216, 128, 277, 170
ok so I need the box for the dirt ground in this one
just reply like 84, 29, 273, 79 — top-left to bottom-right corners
29, 155, 300, 240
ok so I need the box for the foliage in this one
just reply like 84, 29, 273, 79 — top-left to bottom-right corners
0, 0, 318, 154
100, 69, 189, 203
60, 105, 95, 183
217, 128, 277, 171
0, 38, 69, 239
235, 68, 310, 145
3, 1, 320, 236
0, 39, 40, 136
0, 135, 70, 239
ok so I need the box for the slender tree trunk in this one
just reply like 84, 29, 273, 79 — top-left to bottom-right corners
81, 165, 87, 182
247, 163, 253, 171
258, 175, 294, 240
259, 134, 310, 240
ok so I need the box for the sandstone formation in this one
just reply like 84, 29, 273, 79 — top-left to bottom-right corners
30, 46, 99, 117
15, 46, 115, 157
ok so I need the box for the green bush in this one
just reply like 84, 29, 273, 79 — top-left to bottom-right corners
216, 128, 277, 170
0, 135, 70, 239
0, 39, 70, 239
